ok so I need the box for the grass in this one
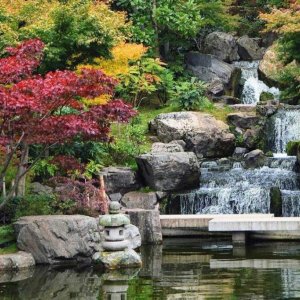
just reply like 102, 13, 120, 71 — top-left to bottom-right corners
0, 225, 17, 255
0, 243, 17, 255
200, 105, 234, 122
0, 225, 14, 244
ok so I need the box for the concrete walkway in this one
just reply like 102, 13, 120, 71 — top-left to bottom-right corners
160, 214, 300, 243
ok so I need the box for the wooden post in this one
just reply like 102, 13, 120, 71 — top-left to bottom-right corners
99, 175, 109, 213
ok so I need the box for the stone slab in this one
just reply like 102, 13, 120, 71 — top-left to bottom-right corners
160, 214, 274, 230
210, 259, 300, 269
209, 217, 300, 232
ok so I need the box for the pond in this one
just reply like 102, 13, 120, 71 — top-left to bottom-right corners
1, 238, 300, 299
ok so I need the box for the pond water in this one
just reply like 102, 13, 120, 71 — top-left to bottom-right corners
1, 238, 300, 299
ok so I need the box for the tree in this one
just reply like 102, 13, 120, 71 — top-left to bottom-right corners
0, 39, 136, 209
112, 0, 235, 57
0, 0, 131, 71
260, 0, 300, 99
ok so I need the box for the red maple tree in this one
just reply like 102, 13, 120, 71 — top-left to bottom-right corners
0, 39, 136, 208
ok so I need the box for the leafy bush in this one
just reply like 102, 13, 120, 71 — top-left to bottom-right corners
0, 0, 130, 71
117, 58, 174, 107
169, 77, 212, 111
48, 177, 108, 216
15, 194, 55, 219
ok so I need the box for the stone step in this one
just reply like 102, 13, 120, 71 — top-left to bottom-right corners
228, 104, 257, 112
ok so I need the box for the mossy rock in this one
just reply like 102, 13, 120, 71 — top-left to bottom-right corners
260, 92, 274, 103
270, 187, 282, 217
286, 141, 300, 156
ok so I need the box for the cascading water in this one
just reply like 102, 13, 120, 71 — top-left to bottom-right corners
233, 61, 280, 104
167, 61, 300, 217
170, 157, 300, 216
266, 108, 300, 154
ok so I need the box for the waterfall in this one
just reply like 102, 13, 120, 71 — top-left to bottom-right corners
266, 108, 300, 154
233, 61, 280, 104
172, 157, 300, 216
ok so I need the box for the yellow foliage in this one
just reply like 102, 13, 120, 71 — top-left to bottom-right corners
82, 94, 111, 106
260, 1, 300, 33
79, 42, 147, 77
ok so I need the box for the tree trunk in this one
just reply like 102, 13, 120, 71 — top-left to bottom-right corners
16, 143, 29, 197
151, 0, 160, 57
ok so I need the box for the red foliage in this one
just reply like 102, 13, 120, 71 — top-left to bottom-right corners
0, 39, 137, 148
51, 155, 84, 175
0, 39, 44, 84
49, 176, 108, 215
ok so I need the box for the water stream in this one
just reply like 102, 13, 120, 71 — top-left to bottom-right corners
233, 60, 280, 104
266, 108, 300, 154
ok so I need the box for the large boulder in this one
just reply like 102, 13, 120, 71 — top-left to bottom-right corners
14, 215, 102, 265
121, 191, 158, 210
136, 152, 200, 192
237, 35, 265, 60
185, 52, 241, 96
99, 167, 141, 195
227, 112, 260, 130
244, 149, 266, 169
14, 215, 141, 265
203, 32, 239, 62
0, 252, 35, 271
151, 142, 184, 153
259, 45, 283, 87
151, 112, 235, 158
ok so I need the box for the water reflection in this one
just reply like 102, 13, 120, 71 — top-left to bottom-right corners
2, 239, 300, 299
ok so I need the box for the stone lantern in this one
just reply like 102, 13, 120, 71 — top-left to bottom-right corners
95, 201, 142, 269
99, 202, 130, 251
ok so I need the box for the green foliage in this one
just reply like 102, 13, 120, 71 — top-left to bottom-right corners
286, 140, 300, 156
0, 225, 14, 244
15, 194, 55, 219
236, 0, 288, 36
114, 0, 236, 56
108, 117, 149, 168
0, 0, 130, 71
169, 77, 212, 111
117, 58, 174, 107
33, 158, 58, 180
261, 2, 300, 99
277, 64, 300, 100
83, 160, 103, 179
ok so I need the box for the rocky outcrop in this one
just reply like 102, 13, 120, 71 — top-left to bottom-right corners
185, 52, 241, 96
93, 249, 142, 269
121, 191, 158, 210
136, 152, 200, 191
151, 112, 235, 158
30, 182, 53, 195
14, 215, 141, 264
207, 79, 225, 96
233, 147, 249, 159
0, 252, 35, 271
99, 167, 141, 195
244, 149, 266, 169
127, 210, 163, 245
259, 45, 282, 87
204, 32, 239, 62
227, 112, 260, 129
151, 142, 184, 153
237, 35, 265, 60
